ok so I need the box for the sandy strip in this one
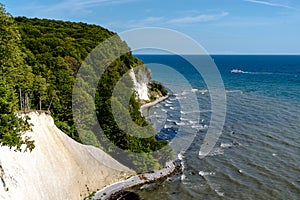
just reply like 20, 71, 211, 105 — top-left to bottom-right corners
92, 95, 172, 200
92, 161, 176, 200
140, 95, 169, 116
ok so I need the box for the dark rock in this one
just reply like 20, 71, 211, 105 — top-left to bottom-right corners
108, 190, 141, 200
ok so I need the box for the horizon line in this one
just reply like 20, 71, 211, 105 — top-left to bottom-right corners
133, 53, 300, 56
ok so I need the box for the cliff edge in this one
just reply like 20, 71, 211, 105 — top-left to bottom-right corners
0, 112, 134, 200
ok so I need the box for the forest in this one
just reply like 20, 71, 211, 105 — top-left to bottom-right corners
0, 4, 172, 171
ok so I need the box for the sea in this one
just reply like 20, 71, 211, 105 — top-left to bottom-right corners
131, 55, 300, 200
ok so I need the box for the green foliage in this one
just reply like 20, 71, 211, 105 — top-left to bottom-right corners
94, 52, 172, 171
0, 75, 34, 152
12, 16, 123, 142
0, 4, 172, 169
129, 93, 148, 127
0, 79, 17, 114
149, 81, 168, 97
12, 16, 115, 141
83, 191, 96, 200
0, 4, 34, 151
0, 112, 34, 152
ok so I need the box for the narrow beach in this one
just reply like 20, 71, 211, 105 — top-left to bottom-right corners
92, 95, 174, 200
92, 161, 178, 200
140, 95, 169, 116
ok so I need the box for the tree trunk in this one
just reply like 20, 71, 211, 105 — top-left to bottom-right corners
48, 96, 54, 111
19, 88, 23, 111
39, 93, 42, 110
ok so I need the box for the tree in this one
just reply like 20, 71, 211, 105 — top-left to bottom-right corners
0, 4, 34, 109
9, 13, 173, 169
33, 75, 47, 110
0, 4, 34, 151
0, 78, 34, 151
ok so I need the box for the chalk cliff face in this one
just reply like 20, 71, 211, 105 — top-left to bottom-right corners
129, 66, 151, 101
0, 112, 134, 200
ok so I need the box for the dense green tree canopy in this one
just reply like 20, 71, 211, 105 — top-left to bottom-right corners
1, 3, 171, 170
0, 4, 34, 151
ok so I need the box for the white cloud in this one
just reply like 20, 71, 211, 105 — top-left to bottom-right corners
106, 11, 229, 30
31, 0, 138, 14
244, 0, 293, 9
104, 11, 230, 31
124, 16, 165, 28
65, 0, 136, 8
167, 12, 229, 24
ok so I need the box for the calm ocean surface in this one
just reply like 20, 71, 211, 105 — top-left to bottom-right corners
133, 55, 300, 200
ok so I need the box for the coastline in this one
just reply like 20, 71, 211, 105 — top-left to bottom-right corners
92, 94, 173, 200
92, 161, 179, 200
140, 95, 169, 116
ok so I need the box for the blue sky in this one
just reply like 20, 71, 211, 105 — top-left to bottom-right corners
2, 0, 300, 54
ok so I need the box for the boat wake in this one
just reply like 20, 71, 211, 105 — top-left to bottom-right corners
231, 69, 246, 73
230, 69, 295, 75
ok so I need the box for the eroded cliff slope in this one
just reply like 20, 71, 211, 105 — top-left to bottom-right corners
0, 112, 134, 200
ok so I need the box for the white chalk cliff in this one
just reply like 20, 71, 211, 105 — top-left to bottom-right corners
129, 67, 151, 101
0, 112, 134, 200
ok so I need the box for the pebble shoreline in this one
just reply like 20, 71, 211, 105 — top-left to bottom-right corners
92, 161, 180, 200
92, 95, 172, 200
139, 95, 170, 116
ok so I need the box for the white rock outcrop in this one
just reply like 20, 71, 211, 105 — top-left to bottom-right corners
129, 68, 150, 101
0, 112, 134, 200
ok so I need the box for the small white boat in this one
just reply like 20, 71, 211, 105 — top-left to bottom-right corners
231, 69, 244, 73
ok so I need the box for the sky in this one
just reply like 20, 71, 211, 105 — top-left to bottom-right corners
2, 0, 300, 54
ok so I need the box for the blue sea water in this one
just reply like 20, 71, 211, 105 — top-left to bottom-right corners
133, 55, 300, 200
